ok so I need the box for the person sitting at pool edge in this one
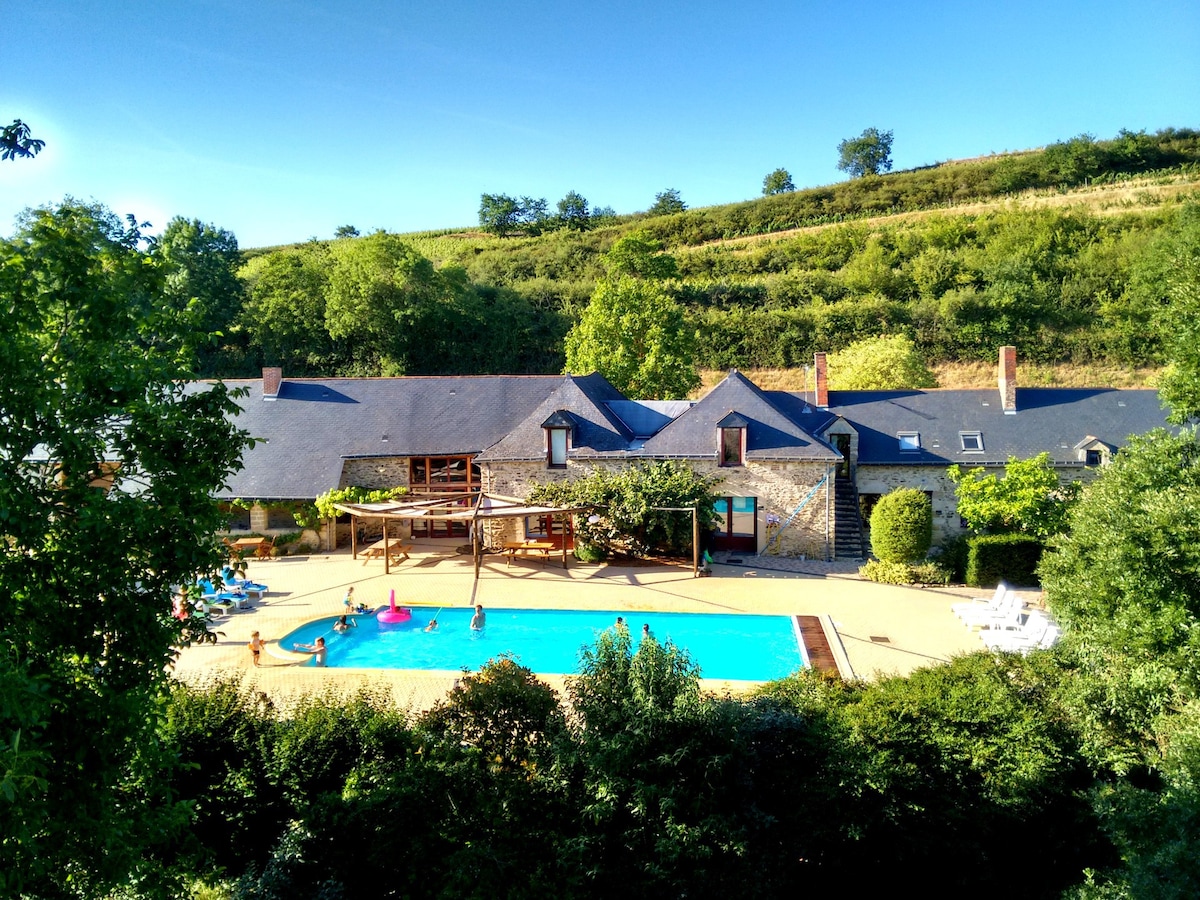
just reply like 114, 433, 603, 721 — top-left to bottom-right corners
294, 636, 327, 666
470, 604, 485, 631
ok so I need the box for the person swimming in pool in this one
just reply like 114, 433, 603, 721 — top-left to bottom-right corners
470, 604, 486, 631
294, 636, 327, 666
424, 617, 439, 632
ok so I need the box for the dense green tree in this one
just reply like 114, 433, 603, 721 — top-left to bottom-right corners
827, 334, 937, 389
239, 242, 340, 375
1, 118, 44, 160
563, 275, 699, 399
334, 224, 360, 238
478, 193, 522, 237
648, 188, 687, 216
869, 487, 932, 562
1042, 429, 1200, 753
1151, 204, 1200, 423
478, 193, 549, 237
324, 231, 448, 374
837, 127, 894, 178
527, 460, 720, 556
602, 229, 678, 280
556, 190, 590, 231
155, 216, 247, 375
949, 452, 1079, 540
0, 201, 251, 894
762, 167, 795, 195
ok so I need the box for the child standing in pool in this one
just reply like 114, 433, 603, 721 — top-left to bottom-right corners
470, 604, 486, 631
294, 636, 327, 666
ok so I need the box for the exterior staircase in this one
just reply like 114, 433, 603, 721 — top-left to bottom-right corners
832, 474, 867, 560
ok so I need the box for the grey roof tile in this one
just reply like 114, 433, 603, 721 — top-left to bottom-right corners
195, 375, 563, 499
639, 371, 840, 461
811, 387, 1170, 466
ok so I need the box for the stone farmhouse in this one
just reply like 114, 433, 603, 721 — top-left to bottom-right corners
210, 347, 1168, 560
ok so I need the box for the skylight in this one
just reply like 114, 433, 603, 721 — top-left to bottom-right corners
959, 431, 984, 452
898, 432, 920, 452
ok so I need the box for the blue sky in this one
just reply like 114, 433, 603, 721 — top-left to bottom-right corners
3, 0, 1197, 248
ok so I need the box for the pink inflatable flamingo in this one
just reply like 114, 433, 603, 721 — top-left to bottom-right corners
378, 588, 412, 624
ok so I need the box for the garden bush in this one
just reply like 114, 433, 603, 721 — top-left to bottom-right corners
869, 488, 933, 562
966, 533, 1043, 586
859, 559, 920, 584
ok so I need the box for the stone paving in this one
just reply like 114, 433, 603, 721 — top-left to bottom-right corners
171, 542, 1003, 714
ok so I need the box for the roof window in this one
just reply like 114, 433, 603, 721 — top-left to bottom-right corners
898, 432, 921, 452
959, 431, 984, 452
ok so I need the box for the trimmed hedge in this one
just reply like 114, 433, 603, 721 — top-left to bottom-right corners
869, 488, 933, 563
966, 533, 1043, 586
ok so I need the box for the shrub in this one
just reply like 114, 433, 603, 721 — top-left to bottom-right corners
860, 559, 919, 584
909, 561, 952, 585
966, 533, 1043, 586
935, 534, 971, 583
869, 488, 933, 563
574, 543, 606, 563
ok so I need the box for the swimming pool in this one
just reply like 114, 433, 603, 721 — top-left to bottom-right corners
280, 607, 806, 682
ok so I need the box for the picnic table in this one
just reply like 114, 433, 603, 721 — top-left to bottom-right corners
229, 536, 267, 553
360, 540, 412, 566
503, 540, 556, 566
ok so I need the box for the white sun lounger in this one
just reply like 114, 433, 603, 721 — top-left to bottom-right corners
951, 583, 1008, 618
958, 591, 1024, 629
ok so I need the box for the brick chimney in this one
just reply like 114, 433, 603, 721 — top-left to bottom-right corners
997, 346, 1017, 413
813, 352, 828, 408
262, 366, 282, 400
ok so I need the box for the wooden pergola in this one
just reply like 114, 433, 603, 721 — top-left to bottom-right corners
332, 492, 589, 578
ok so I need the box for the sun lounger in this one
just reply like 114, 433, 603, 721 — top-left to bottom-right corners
958, 591, 1024, 629
981, 612, 1060, 653
950, 583, 1008, 618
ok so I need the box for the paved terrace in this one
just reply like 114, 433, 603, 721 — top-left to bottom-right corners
171, 542, 1021, 713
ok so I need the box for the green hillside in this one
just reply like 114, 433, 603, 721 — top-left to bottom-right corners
227, 128, 1200, 380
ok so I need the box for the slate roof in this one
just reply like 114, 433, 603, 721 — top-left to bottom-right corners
638, 371, 840, 462
772, 387, 1169, 467
196, 369, 1171, 501
475, 373, 635, 462
193, 375, 564, 499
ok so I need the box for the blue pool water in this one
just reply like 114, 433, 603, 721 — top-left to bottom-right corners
281, 607, 804, 681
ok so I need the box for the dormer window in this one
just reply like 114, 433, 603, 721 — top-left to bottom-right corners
959, 431, 984, 452
898, 432, 921, 452
541, 410, 574, 469
717, 412, 748, 467
548, 429, 567, 467
1075, 436, 1113, 468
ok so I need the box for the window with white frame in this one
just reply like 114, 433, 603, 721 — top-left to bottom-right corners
547, 428, 568, 468
959, 431, 984, 452
898, 432, 921, 452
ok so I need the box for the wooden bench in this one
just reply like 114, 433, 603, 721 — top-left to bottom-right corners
503, 541, 556, 566
360, 541, 412, 565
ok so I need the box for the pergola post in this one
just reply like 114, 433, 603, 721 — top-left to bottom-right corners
383, 519, 390, 575
692, 506, 699, 576
472, 494, 483, 580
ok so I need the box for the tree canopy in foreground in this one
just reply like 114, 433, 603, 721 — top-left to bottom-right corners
0, 201, 251, 895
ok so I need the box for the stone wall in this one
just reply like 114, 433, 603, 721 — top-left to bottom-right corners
339, 457, 411, 491
856, 462, 1103, 544
484, 458, 834, 558
855, 465, 964, 543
